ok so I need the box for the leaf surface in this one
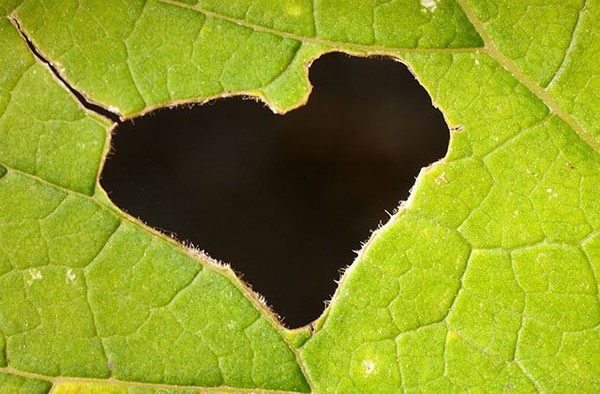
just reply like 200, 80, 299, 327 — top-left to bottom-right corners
0, 0, 598, 392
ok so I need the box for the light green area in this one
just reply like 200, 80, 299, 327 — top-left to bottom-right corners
0, 4, 310, 391
52, 381, 260, 393
170, 0, 482, 48
0, 170, 309, 391
0, 19, 109, 195
466, 0, 583, 87
0, 373, 50, 394
14, 0, 306, 115
301, 49, 600, 392
0, 0, 598, 393
466, 0, 600, 144
53, 382, 127, 394
13, 0, 482, 116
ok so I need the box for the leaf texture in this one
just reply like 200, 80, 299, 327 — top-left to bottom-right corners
0, 0, 598, 392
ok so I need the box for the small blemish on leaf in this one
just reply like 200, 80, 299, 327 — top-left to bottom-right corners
435, 171, 448, 185
420, 0, 438, 12
66, 268, 77, 284
26, 268, 43, 285
546, 188, 558, 199
448, 330, 460, 342
361, 360, 375, 376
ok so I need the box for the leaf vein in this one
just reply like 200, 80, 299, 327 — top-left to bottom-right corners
455, 0, 600, 154
158, 0, 480, 55
545, 0, 589, 90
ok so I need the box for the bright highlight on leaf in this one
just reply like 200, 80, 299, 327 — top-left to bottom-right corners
0, 0, 598, 393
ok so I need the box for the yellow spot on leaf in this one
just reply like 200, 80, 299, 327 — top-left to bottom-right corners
448, 330, 460, 342
284, 0, 303, 16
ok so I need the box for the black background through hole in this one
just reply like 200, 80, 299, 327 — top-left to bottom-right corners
101, 53, 448, 328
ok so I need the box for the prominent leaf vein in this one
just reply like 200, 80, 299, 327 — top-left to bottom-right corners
545, 0, 589, 90
0, 367, 302, 393
158, 0, 481, 55
456, 0, 600, 154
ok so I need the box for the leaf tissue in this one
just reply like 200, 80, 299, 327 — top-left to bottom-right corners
0, 0, 598, 392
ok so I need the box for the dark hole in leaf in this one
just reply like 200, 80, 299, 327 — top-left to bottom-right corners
101, 53, 448, 328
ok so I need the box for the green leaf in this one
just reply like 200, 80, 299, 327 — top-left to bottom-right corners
0, 372, 50, 393
1, 0, 598, 392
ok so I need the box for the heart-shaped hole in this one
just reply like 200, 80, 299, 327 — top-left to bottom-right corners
101, 53, 448, 328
